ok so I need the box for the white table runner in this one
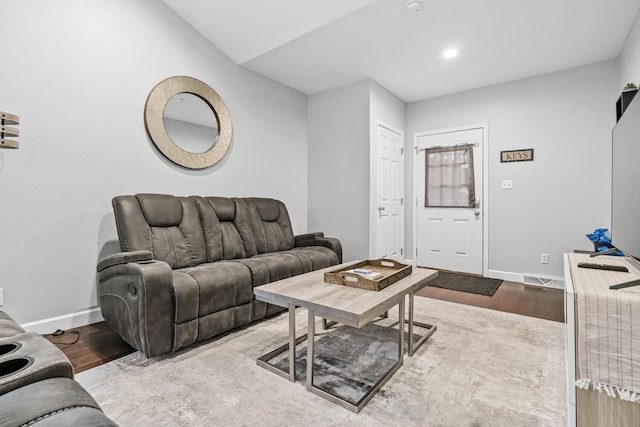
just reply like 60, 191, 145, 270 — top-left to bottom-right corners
569, 253, 640, 403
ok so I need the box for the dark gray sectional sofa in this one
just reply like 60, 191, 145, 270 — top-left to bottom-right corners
0, 310, 116, 426
97, 194, 342, 358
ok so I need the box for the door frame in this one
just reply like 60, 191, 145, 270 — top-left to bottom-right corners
369, 120, 405, 260
412, 123, 489, 276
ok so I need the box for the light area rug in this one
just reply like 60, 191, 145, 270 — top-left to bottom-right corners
76, 298, 567, 427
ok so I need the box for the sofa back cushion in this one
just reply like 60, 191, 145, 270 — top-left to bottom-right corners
237, 198, 295, 255
192, 196, 251, 261
112, 194, 207, 269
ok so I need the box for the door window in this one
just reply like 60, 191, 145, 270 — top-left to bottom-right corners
425, 144, 475, 208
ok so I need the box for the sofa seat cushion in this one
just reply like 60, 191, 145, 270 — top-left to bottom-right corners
233, 253, 303, 287
278, 246, 339, 271
174, 261, 253, 320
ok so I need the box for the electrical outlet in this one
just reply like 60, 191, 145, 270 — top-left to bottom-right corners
501, 180, 513, 190
541, 253, 549, 264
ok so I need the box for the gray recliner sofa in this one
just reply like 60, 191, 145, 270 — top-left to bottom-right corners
97, 194, 342, 358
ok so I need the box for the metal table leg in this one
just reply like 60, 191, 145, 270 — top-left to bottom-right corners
288, 303, 296, 381
306, 309, 315, 390
256, 303, 306, 382
407, 291, 437, 357
322, 318, 337, 330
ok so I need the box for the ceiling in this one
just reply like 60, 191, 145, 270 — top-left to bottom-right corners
162, 0, 640, 102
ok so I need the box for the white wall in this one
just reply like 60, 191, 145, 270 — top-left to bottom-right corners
407, 61, 618, 279
308, 80, 370, 261
370, 82, 406, 134
0, 0, 308, 328
619, 9, 640, 89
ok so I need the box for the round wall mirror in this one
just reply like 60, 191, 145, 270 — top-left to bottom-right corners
144, 76, 232, 169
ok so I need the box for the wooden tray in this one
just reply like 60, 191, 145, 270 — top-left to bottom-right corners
324, 259, 412, 291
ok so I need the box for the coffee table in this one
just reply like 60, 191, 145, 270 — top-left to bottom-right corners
253, 263, 438, 413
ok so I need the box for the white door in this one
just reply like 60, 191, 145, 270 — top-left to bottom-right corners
375, 123, 403, 261
416, 127, 484, 275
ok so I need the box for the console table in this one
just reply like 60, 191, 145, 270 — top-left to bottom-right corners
564, 253, 640, 426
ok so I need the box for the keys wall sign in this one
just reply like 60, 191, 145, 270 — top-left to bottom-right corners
501, 149, 534, 163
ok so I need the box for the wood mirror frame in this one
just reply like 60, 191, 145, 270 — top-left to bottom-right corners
144, 76, 232, 169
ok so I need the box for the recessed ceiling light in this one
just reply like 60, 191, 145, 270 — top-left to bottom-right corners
443, 49, 458, 59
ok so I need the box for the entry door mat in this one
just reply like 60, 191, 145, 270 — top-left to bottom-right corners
272, 320, 422, 405
426, 271, 503, 296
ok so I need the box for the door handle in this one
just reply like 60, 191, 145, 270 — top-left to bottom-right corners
474, 210, 480, 217
378, 206, 385, 211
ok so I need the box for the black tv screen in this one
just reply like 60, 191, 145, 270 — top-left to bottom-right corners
612, 93, 640, 260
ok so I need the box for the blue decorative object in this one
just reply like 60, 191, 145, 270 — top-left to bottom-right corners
585, 228, 624, 256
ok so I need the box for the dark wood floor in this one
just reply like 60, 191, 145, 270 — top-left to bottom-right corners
45, 322, 135, 374
416, 280, 565, 323
45, 280, 564, 374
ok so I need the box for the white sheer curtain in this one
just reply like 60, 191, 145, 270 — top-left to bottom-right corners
425, 145, 475, 208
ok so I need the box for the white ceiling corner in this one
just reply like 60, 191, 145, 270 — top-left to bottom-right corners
160, 0, 377, 64
162, 0, 640, 102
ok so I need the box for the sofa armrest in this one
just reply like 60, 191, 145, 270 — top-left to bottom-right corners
97, 258, 173, 358
295, 232, 324, 242
295, 232, 343, 263
97, 250, 153, 272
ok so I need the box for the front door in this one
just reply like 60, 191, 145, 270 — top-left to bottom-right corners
415, 126, 484, 275
375, 123, 404, 261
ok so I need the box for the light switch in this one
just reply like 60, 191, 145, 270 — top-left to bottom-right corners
501, 180, 513, 190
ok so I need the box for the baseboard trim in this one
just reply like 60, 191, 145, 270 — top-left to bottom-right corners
487, 269, 523, 283
488, 269, 564, 289
21, 307, 104, 335
522, 274, 565, 289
